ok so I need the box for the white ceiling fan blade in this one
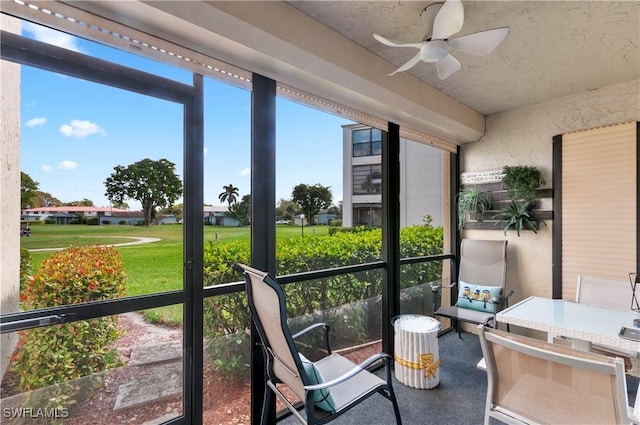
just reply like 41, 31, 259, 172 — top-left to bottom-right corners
436, 54, 461, 79
449, 27, 510, 56
373, 34, 423, 49
432, 0, 464, 40
419, 2, 443, 40
388, 52, 423, 76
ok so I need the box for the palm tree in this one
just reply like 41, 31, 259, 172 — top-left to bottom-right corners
218, 184, 239, 207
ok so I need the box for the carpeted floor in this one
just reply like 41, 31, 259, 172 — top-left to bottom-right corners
279, 330, 487, 425
278, 329, 640, 425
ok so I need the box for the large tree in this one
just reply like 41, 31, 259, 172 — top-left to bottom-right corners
64, 198, 94, 207
291, 183, 332, 224
160, 203, 183, 223
35, 191, 62, 208
276, 198, 298, 221
326, 202, 342, 217
227, 194, 250, 226
218, 184, 239, 207
104, 158, 182, 226
21, 172, 39, 209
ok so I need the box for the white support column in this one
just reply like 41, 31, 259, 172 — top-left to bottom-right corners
0, 14, 22, 379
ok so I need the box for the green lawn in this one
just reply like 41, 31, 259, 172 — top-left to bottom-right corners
22, 223, 327, 324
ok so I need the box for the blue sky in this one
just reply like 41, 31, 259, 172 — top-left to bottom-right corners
20, 22, 354, 209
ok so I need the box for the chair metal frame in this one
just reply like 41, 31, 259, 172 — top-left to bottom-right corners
235, 263, 402, 425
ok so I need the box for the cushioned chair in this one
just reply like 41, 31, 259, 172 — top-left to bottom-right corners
433, 239, 509, 337
234, 263, 402, 425
478, 325, 639, 425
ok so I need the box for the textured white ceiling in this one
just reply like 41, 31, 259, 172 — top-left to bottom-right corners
288, 1, 640, 115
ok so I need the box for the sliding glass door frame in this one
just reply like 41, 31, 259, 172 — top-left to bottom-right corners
0, 30, 204, 425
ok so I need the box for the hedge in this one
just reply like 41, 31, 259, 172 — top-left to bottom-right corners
203, 222, 443, 375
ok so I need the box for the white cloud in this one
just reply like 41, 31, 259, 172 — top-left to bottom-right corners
239, 167, 250, 177
59, 120, 107, 138
41, 165, 53, 173
25, 117, 47, 127
58, 161, 79, 170
23, 22, 84, 53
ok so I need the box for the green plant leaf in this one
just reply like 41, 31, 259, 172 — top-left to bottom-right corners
493, 200, 546, 236
502, 166, 545, 201
456, 187, 492, 230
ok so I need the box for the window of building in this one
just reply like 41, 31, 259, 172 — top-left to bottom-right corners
353, 128, 382, 157
353, 164, 382, 195
352, 204, 382, 227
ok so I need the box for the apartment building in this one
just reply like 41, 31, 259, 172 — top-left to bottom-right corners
342, 124, 444, 228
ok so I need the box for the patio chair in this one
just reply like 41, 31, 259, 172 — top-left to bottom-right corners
576, 275, 631, 310
234, 263, 402, 425
478, 324, 639, 425
562, 275, 636, 371
433, 239, 510, 338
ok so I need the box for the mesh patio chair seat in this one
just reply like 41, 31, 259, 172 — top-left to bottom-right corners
234, 263, 402, 425
478, 324, 640, 425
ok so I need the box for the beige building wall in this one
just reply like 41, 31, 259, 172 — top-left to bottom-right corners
1, 15, 22, 379
461, 79, 640, 308
342, 124, 444, 228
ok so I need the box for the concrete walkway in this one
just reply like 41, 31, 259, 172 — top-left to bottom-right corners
29, 236, 161, 252
114, 340, 183, 410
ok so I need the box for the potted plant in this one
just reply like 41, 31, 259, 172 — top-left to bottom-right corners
493, 200, 547, 236
456, 187, 492, 230
501, 165, 545, 201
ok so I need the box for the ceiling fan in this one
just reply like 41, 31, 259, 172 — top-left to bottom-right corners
373, 0, 510, 79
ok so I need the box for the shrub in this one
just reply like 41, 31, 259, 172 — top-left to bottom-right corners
202, 222, 443, 376
19, 248, 31, 294
329, 219, 342, 226
85, 217, 98, 225
44, 219, 55, 224
205, 331, 250, 378
29, 220, 45, 226
328, 225, 374, 236
102, 220, 111, 225
118, 220, 127, 225
14, 245, 127, 395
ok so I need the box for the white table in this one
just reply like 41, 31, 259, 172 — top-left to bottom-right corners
496, 296, 640, 353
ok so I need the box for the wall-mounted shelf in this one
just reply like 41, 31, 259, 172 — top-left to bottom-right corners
460, 183, 553, 231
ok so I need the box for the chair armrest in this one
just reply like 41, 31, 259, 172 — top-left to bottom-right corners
493, 290, 514, 308
292, 323, 331, 354
292, 323, 330, 340
431, 281, 457, 293
304, 353, 391, 391
491, 290, 514, 304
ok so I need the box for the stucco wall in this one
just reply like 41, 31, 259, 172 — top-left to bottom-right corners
1, 15, 21, 379
461, 79, 640, 306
